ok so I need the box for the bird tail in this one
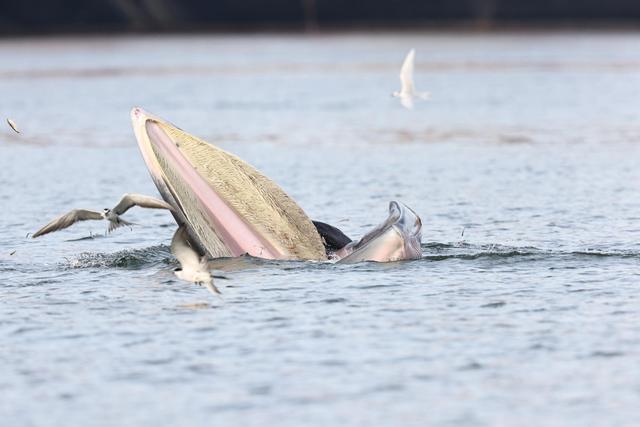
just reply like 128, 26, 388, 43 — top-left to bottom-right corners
108, 218, 136, 233
418, 92, 431, 100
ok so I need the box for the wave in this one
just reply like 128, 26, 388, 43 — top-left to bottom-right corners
420, 242, 640, 261
58, 242, 640, 271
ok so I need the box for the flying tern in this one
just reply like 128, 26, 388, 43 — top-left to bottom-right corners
32, 193, 174, 238
392, 48, 430, 109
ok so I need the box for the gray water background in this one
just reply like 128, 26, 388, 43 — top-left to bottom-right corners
1, 32, 639, 426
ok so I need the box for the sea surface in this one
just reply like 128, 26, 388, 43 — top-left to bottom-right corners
1, 32, 639, 427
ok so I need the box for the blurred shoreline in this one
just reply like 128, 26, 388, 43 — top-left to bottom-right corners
1, 0, 640, 37
1, 24, 640, 41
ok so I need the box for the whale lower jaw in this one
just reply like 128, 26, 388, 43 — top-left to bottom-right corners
336, 201, 422, 263
131, 107, 327, 261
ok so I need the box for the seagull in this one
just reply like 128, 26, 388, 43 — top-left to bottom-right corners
171, 226, 221, 296
32, 193, 175, 238
7, 119, 20, 134
392, 48, 430, 110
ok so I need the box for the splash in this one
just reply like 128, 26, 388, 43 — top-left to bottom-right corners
63, 245, 173, 269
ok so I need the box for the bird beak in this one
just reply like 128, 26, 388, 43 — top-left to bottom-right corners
130, 107, 326, 261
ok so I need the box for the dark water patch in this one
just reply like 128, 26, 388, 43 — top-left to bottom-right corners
304, 297, 348, 304
572, 250, 640, 259
588, 351, 625, 358
422, 243, 640, 262
481, 301, 507, 308
57, 392, 75, 401
379, 306, 422, 314
459, 361, 484, 371
494, 322, 516, 329
498, 134, 534, 144
413, 374, 436, 382
512, 307, 547, 314
43, 333, 88, 340
65, 234, 106, 242
260, 287, 305, 292
43, 299, 78, 306
141, 358, 175, 366
206, 402, 254, 412
122, 338, 153, 348
529, 343, 556, 351
110, 372, 149, 382
423, 242, 545, 260
366, 383, 406, 394
264, 316, 289, 322
19, 279, 60, 288
318, 359, 347, 367
351, 283, 400, 290
424, 251, 545, 261
322, 297, 347, 304
248, 385, 272, 396
187, 363, 217, 375
610, 310, 632, 316
11, 326, 46, 335
272, 297, 299, 304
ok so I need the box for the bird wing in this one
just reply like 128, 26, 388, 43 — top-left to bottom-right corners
112, 193, 174, 215
399, 48, 416, 94
7, 119, 20, 134
171, 226, 202, 270
32, 209, 103, 238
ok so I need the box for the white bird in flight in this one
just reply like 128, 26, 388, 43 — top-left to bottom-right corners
32, 193, 175, 238
392, 48, 430, 109
171, 226, 221, 296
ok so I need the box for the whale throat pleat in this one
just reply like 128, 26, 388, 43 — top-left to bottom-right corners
155, 122, 327, 261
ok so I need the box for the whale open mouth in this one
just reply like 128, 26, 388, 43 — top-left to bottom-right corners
335, 201, 422, 263
131, 107, 327, 260
131, 107, 423, 263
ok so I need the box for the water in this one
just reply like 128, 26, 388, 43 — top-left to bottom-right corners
1, 32, 640, 426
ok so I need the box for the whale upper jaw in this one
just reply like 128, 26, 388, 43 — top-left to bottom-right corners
130, 107, 327, 261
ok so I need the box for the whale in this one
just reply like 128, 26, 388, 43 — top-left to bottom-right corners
130, 107, 422, 263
